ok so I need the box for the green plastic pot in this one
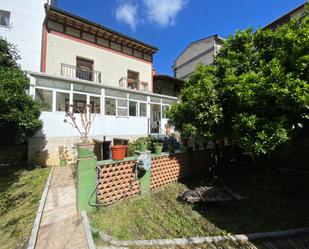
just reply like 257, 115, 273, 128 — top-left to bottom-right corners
168, 144, 175, 154
77, 143, 95, 158
154, 145, 163, 155
139, 143, 147, 152
60, 160, 66, 167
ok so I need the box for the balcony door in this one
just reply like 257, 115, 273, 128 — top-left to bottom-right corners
76, 57, 93, 81
127, 70, 139, 90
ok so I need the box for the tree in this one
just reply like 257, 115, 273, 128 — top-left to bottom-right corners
0, 37, 42, 144
168, 13, 309, 158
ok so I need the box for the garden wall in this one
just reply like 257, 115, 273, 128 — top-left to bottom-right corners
96, 150, 213, 204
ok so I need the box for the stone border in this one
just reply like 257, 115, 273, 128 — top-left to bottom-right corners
93, 227, 309, 247
81, 211, 96, 249
27, 166, 55, 249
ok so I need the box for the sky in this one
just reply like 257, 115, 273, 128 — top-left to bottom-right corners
57, 0, 305, 76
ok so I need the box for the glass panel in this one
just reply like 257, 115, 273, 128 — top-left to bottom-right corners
105, 89, 127, 98
117, 99, 128, 108
35, 89, 52, 111
73, 83, 101, 94
162, 105, 169, 119
150, 97, 161, 103
139, 103, 147, 117
36, 77, 71, 90
90, 96, 100, 113
73, 93, 87, 113
162, 98, 176, 105
129, 101, 137, 117
117, 108, 128, 116
105, 98, 116, 115
129, 93, 147, 101
56, 92, 70, 112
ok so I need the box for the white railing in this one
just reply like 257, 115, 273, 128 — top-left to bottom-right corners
61, 63, 102, 83
119, 77, 149, 92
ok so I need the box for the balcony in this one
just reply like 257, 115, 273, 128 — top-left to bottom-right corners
61, 63, 102, 83
119, 77, 149, 92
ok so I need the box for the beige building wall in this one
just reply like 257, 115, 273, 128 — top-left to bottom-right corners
45, 32, 153, 91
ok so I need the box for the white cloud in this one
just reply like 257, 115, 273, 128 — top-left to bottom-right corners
115, 2, 138, 31
143, 0, 187, 27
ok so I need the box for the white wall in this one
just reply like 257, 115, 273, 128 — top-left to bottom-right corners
46, 32, 153, 91
0, 0, 46, 71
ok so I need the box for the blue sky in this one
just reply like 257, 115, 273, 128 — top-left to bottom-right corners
58, 0, 305, 76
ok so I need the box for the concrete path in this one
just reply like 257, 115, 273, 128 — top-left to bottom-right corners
35, 166, 88, 249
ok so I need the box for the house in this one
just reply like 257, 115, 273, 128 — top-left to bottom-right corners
0, 0, 56, 71
153, 74, 184, 97
173, 34, 224, 80
2, 2, 177, 165
263, 2, 307, 30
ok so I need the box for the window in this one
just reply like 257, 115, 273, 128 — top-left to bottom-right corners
162, 105, 169, 119
129, 101, 137, 117
105, 98, 116, 115
139, 102, 147, 117
0, 10, 10, 27
56, 92, 70, 112
35, 89, 53, 112
117, 99, 128, 116
73, 93, 87, 113
90, 96, 100, 113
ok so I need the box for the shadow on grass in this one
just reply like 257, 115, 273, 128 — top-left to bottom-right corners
181, 161, 309, 235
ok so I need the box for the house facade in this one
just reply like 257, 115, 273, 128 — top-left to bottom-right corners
173, 34, 224, 80
0, 0, 52, 71
27, 5, 177, 165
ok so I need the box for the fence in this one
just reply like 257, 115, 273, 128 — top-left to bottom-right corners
96, 150, 214, 204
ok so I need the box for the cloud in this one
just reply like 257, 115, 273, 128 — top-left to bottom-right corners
115, 2, 138, 31
143, 0, 187, 27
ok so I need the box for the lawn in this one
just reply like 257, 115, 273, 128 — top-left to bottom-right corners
89, 163, 309, 242
0, 164, 50, 249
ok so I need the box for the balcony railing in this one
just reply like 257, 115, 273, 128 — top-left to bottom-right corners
119, 77, 149, 92
61, 63, 102, 83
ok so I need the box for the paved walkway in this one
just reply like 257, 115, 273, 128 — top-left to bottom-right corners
35, 166, 88, 249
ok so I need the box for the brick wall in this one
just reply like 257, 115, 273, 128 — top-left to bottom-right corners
97, 150, 213, 204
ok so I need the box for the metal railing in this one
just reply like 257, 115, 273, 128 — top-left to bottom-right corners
61, 63, 102, 83
119, 77, 149, 92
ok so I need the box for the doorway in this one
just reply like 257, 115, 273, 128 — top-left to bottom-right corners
150, 104, 161, 134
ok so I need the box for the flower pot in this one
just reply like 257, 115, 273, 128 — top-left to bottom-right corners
181, 139, 188, 146
111, 145, 127, 160
77, 143, 95, 158
154, 145, 163, 155
168, 144, 175, 154
139, 143, 147, 152
60, 160, 66, 167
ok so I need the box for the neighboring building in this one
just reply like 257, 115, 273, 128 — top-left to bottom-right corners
27, 4, 177, 165
153, 74, 184, 97
0, 0, 56, 71
173, 34, 224, 80
263, 2, 307, 30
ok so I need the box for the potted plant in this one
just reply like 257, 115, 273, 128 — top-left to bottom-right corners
168, 143, 176, 153
58, 146, 68, 166
111, 144, 127, 160
64, 104, 96, 158
139, 137, 148, 152
154, 142, 163, 155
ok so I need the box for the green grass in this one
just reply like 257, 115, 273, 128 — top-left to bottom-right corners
0, 165, 50, 249
89, 164, 309, 242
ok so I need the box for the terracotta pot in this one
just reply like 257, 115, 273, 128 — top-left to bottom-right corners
111, 145, 127, 160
